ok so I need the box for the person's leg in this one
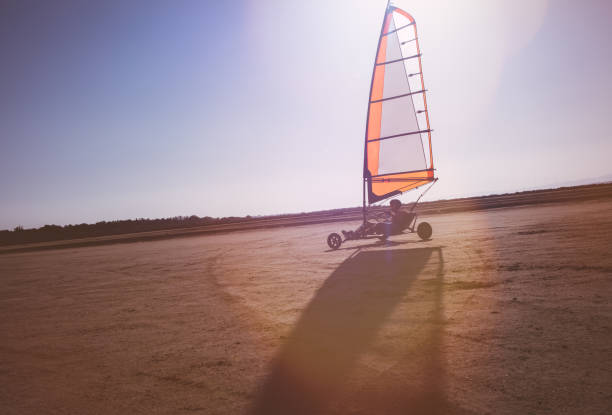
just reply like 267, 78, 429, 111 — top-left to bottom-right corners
373, 222, 392, 235
363, 221, 377, 235
389, 223, 404, 235
343, 221, 370, 239
342, 229, 355, 239
373, 223, 382, 234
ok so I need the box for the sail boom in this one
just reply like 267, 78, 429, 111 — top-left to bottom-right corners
371, 177, 434, 183
370, 168, 434, 178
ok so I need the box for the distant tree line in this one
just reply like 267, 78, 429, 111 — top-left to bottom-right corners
0, 215, 258, 246
0, 205, 374, 247
0, 207, 360, 247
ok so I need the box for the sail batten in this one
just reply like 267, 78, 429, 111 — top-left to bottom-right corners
364, 6, 435, 205
375, 53, 422, 66
370, 89, 426, 104
382, 21, 415, 36
367, 129, 431, 143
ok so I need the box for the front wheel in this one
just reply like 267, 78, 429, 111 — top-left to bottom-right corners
417, 222, 432, 240
327, 233, 342, 249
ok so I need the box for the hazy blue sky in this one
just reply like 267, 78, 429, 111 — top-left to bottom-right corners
1, 0, 611, 229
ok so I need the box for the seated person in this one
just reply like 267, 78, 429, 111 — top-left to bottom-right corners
343, 199, 414, 239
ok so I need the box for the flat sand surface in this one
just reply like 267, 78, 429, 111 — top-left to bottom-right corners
1, 200, 611, 414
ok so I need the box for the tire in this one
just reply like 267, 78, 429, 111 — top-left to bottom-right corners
327, 233, 342, 249
417, 222, 432, 240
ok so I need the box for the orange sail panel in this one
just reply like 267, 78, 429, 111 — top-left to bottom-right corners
364, 6, 434, 204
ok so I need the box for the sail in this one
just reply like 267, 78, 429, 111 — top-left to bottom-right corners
364, 6, 435, 204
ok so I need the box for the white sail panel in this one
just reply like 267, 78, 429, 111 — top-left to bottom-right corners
364, 6, 435, 204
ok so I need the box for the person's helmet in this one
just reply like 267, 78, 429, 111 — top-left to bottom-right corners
390, 199, 401, 209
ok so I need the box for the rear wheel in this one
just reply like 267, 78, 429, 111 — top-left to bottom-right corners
327, 233, 342, 249
417, 222, 432, 240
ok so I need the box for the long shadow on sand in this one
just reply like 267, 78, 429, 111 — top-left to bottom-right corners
251, 247, 446, 415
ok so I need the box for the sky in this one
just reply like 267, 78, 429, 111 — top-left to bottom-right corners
1, 0, 611, 229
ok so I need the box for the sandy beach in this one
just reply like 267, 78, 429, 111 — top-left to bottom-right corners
1, 199, 611, 414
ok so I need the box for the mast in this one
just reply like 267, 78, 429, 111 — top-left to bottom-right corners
363, 0, 392, 228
